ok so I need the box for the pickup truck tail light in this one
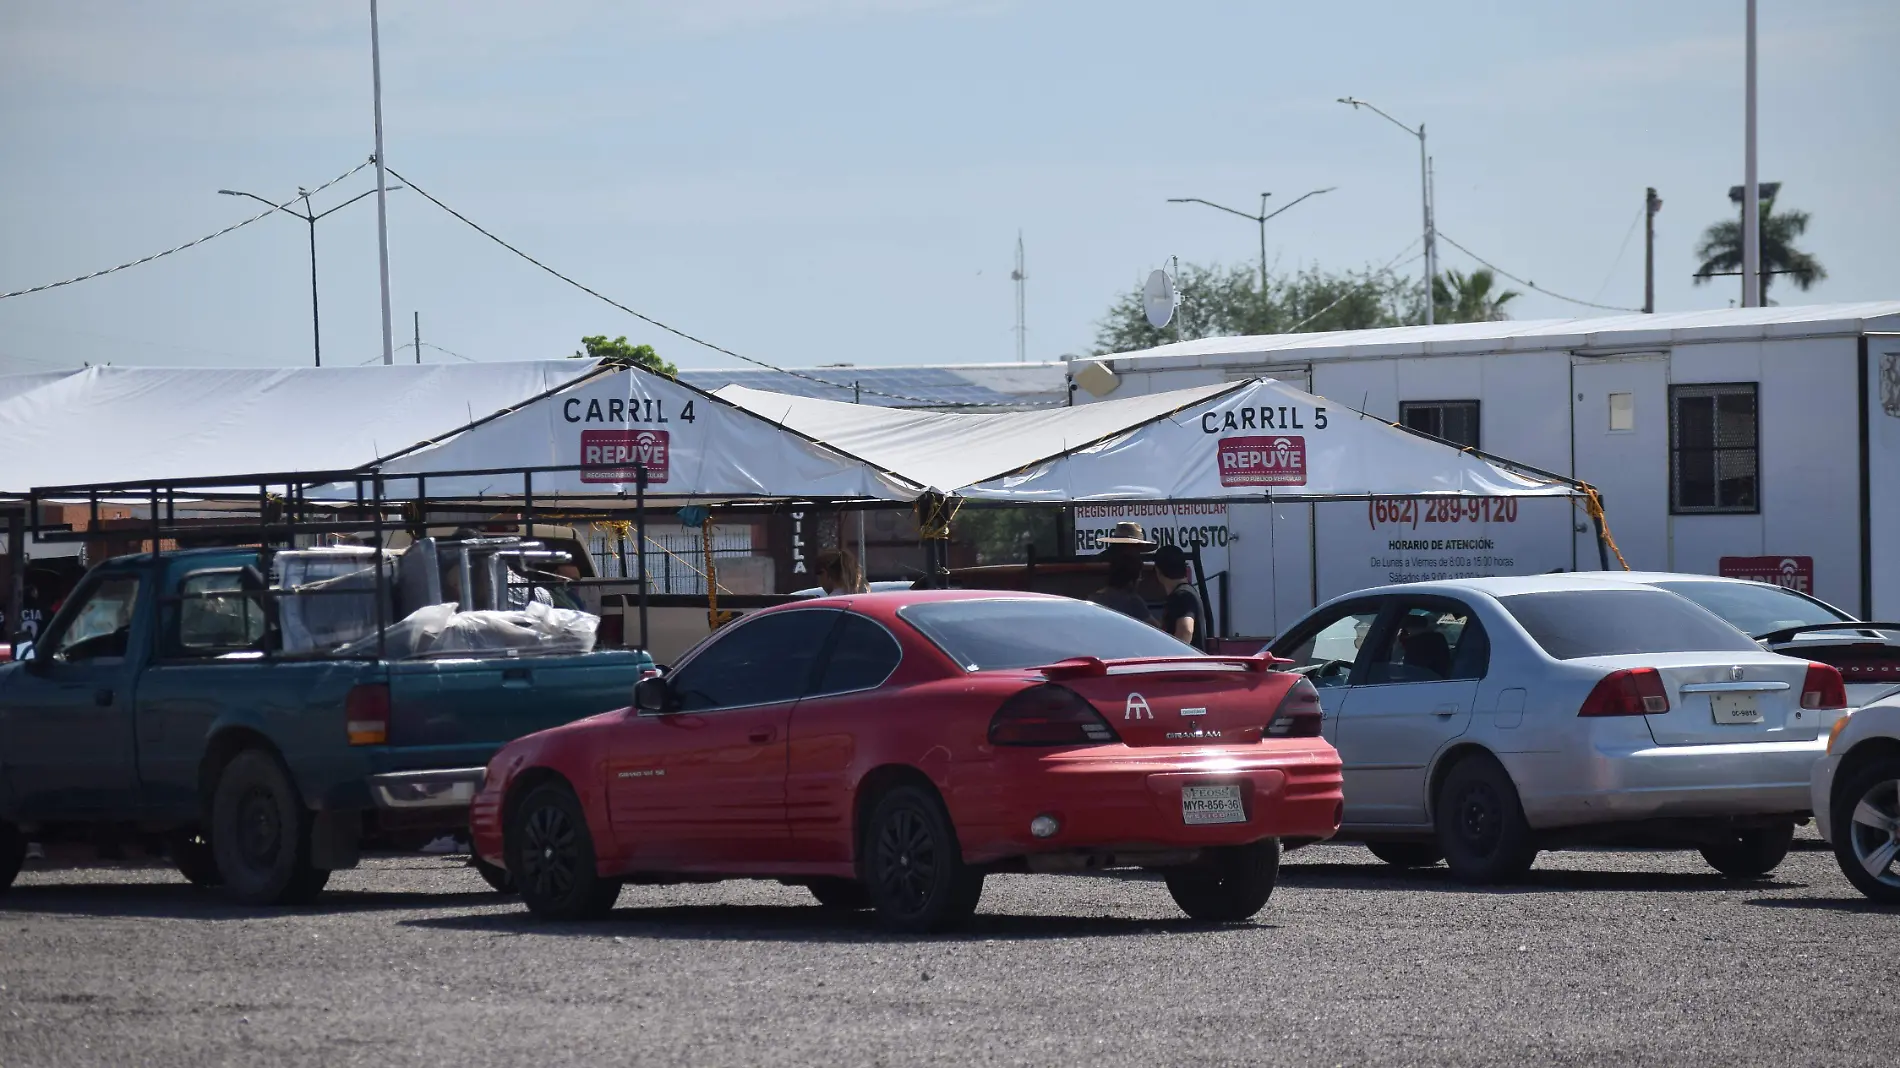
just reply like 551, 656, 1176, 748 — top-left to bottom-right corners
1265, 677, 1324, 738
988, 684, 1120, 746
1579, 668, 1670, 716
346, 683, 391, 746
1800, 663, 1847, 710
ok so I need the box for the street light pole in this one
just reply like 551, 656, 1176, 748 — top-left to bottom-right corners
220, 185, 399, 367
1339, 96, 1436, 325
1166, 187, 1337, 299
369, 0, 395, 364
1741, 0, 1761, 308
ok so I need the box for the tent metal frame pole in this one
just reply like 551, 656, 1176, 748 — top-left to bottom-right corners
635, 466, 649, 652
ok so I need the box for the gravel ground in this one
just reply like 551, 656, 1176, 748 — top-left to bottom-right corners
0, 835, 1893, 1068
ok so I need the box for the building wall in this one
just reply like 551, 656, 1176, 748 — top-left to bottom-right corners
1082, 330, 1881, 633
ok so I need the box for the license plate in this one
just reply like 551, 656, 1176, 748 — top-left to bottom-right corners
1182, 784, 1245, 825
1710, 692, 1763, 725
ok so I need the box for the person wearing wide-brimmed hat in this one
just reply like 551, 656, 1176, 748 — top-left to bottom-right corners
1088, 521, 1155, 624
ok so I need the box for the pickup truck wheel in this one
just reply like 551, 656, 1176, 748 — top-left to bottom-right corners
170, 831, 222, 888
508, 783, 619, 920
1700, 823, 1794, 879
211, 750, 330, 906
0, 820, 23, 895
860, 785, 984, 933
1164, 838, 1280, 922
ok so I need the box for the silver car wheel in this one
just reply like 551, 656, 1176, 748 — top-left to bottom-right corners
1847, 778, 1900, 889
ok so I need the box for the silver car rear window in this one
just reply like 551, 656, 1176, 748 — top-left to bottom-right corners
1499, 589, 1760, 660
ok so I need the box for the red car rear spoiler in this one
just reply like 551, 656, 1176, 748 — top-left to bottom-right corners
1037, 654, 1291, 679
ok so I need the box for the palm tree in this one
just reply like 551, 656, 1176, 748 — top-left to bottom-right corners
1693, 199, 1826, 304
1432, 268, 1520, 323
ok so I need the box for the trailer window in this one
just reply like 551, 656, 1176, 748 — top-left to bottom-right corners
1400, 400, 1480, 449
1670, 383, 1758, 514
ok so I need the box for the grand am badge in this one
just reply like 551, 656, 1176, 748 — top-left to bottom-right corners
1125, 693, 1153, 720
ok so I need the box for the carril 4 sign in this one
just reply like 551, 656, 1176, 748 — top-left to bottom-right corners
1218, 435, 1307, 487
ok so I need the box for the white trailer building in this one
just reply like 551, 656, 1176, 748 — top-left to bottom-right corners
1069, 302, 1900, 637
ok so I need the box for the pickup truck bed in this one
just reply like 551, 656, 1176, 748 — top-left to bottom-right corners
0, 547, 653, 904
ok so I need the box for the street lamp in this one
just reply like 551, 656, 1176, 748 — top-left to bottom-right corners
219, 184, 401, 367
1338, 96, 1436, 324
1166, 187, 1337, 297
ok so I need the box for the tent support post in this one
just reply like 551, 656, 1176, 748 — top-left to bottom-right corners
1591, 492, 1612, 572
635, 466, 649, 653
5, 508, 23, 646
373, 476, 387, 660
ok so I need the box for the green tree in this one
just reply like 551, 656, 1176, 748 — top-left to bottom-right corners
1432, 268, 1520, 323
1093, 264, 1423, 354
571, 335, 676, 376
1692, 197, 1827, 304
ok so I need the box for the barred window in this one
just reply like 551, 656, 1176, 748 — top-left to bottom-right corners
1670, 383, 1758, 514
1400, 400, 1481, 449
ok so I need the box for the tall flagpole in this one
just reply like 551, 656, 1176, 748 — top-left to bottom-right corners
1741, 0, 1760, 308
370, 0, 395, 364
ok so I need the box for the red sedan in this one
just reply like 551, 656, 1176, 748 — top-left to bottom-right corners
472, 590, 1343, 932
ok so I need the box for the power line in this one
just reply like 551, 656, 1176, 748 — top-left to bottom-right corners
382, 166, 949, 406
1285, 237, 1424, 333
1435, 231, 1641, 313
0, 159, 376, 301
1590, 206, 1646, 304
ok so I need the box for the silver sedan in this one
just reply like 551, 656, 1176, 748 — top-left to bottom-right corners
1268, 575, 1851, 883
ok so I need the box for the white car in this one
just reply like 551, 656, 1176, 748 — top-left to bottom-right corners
1566, 571, 1900, 709
1267, 575, 1851, 883
1811, 692, 1900, 903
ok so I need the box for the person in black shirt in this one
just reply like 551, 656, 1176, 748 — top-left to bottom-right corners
1153, 544, 1206, 650
1086, 521, 1156, 624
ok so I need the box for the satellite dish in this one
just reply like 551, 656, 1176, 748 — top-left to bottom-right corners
1142, 269, 1176, 329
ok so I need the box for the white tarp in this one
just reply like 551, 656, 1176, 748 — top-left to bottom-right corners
0, 362, 601, 494
369, 368, 923, 502
712, 380, 1239, 494
713, 377, 1579, 502
963, 378, 1577, 502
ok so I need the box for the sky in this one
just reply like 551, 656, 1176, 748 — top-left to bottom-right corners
0, 1, 1894, 376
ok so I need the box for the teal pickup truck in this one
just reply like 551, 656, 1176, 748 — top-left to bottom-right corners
0, 547, 653, 904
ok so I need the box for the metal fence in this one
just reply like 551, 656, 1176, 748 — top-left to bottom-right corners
587, 526, 753, 595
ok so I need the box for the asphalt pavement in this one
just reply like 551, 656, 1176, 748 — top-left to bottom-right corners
0, 836, 1892, 1068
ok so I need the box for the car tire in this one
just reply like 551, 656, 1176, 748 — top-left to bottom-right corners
1699, 823, 1794, 879
1164, 838, 1281, 922
0, 819, 24, 896
860, 785, 984, 933
1434, 754, 1538, 884
1365, 840, 1444, 869
171, 831, 222, 888
807, 877, 873, 910
508, 783, 620, 921
1830, 757, 1900, 904
210, 750, 331, 905
470, 852, 516, 894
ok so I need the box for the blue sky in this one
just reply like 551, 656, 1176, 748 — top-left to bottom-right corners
1, 1, 1894, 374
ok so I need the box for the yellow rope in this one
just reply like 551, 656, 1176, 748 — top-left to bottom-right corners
702, 515, 738, 631
1578, 484, 1630, 571
913, 492, 962, 540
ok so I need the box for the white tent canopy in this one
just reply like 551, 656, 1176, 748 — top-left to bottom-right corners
713, 377, 1581, 502
366, 367, 922, 503
0, 362, 600, 495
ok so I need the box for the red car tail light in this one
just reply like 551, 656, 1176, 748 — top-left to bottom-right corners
1579, 668, 1670, 717
1265, 677, 1324, 738
1801, 663, 1847, 710
988, 684, 1120, 746
346, 683, 392, 746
